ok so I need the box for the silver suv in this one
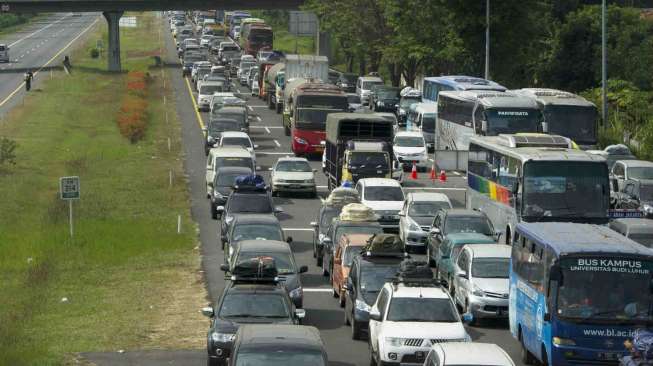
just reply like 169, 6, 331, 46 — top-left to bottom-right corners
0, 44, 9, 63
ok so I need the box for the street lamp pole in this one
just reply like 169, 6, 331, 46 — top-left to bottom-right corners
601, 0, 608, 127
485, 0, 490, 79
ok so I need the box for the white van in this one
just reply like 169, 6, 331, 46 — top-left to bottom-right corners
356, 76, 383, 106
413, 103, 437, 151
0, 44, 9, 63
205, 147, 255, 197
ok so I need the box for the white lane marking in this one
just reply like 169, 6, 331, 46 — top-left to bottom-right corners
249, 105, 268, 108
452, 171, 461, 176
282, 228, 314, 231
251, 126, 283, 129
236, 89, 241, 93
317, 185, 327, 189
303, 288, 334, 293
9, 14, 70, 48
265, 127, 271, 134
274, 140, 281, 147
404, 187, 467, 191
256, 116, 262, 122
257, 152, 294, 155
247, 105, 253, 111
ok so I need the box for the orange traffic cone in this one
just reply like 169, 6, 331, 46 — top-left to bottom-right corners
430, 163, 437, 181
439, 170, 447, 182
411, 161, 418, 180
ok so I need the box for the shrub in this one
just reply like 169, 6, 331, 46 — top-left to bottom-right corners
116, 72, 150, 143
0, 137, 17, 166
90, 48, 99, 59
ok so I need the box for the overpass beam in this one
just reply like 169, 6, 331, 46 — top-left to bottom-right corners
103, 11, 123, 72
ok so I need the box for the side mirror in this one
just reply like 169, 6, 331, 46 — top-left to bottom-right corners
295, 309, 306, 319
254, 144, 259, 149
457, 270, 468, 279
494, 230, 503, 241
323, 236, 332, 244
286, 236, 293, 244
299, 265, 308, 273
481, 120, 488, 133
429, 227, 440, 235
220, 264, 230, 272
201, 307, 214, 318
511, 182, 519, 194
216, 206, 225, 212
369, 309, 382, 322
462, 313, 474, 324
313, 169, 318, 173
398, 211, 405, 217
543, 312, 551, 322
274, 206, 284, 214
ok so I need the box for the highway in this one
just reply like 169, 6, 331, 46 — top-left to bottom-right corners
158, 18, 528, 366
0, 12, 99, 116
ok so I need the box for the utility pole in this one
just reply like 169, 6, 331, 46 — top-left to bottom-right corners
601, 0, 608, 127
485, 0, 490, 79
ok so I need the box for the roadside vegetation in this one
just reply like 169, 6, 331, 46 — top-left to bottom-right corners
0, 13, 36, 34
251, 10, 315, 55
0, 12, 204, 365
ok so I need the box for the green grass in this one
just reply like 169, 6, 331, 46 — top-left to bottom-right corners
0, 12, 199, 365
273, 28, 315, 54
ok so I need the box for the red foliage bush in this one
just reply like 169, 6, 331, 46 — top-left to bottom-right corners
117, 72, 149, 143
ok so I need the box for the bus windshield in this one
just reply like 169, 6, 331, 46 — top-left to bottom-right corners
544, 105, 597, 145
422, 114, 436, 133
556, 257, 653, 323
295, 108, 343, 130
522, 161, 608, 222
485, 109, 540, 136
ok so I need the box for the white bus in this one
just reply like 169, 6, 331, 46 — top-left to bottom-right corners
436, 91, 543, 151
513, 88, 598, 149
467, 134, 610, 244
421, 75, 506, 104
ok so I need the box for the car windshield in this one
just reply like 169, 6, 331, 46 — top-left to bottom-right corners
444, 216, 493, 235
422, 114, 436, 133
349, 152, 388, 169
335, 226, 383, 245
362, 81, 383, 89
216, 172, 247, 187
215, 157, 253, 169
276, 160, 311, 172
212, 120, 240, 131
235, 349, 325, 366
240, 62, 256, 70
364, 186, 404, 201
343, 246, 365, 267
556, 257, 653, 323
295, 108, 343, 129
472, 258, 510, 278
628, 167, 653, 180
200, 84, 223, 95
378, 90, 400, 99
320, 208, 340, 232
394, 136, 424, 147
238, 251, 294, 274
360, 264, 399, 303
215, 113, 245, 125
219, 293, 289, 319
222, 137, 251, 148
232, 224, 283, 242
408, 202, 450, 217
544, 105, 597, 145
343, 74, 357, 83
386, 298, 459, 322
229, 195, 273, 214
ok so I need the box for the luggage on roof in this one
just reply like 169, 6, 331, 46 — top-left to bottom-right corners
234, 174, 267, 191
363, 233, 404, 255
232, 256, 278, 280
324, 187, 360, 206
339, 203, 376, 222
397, 260, 433, 280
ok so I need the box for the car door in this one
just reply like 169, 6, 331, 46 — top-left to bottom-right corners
332, 244, 343, 290
436, 238, 451, 277
429, 213, 444, 253
454, 249, 470, 306
345, 261, 358, 319
206, 153, 215, 188
369, 287, 390, 353
399, 200, 409, 240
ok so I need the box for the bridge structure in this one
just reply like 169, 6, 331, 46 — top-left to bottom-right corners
0, 0, 307, 71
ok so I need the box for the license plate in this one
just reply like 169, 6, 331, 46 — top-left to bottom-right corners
289, 185, 301, 189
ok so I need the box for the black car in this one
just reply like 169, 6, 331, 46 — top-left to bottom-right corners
223, 213, 290, 256
369, 86, 401, 113
212, 106, 249, 133
226, 240, 308, 308
182, 56, 203, 77
310, 205, 342, 267
203, 264, 305, 366
229, 324, 327, 366
328, 69, 342, 85
205, 118, 244, 155
217, 185, 282, 236
426, 209, 497, 265
210, 167, 253, 219
344, 247, 405, 340
321, 219, 384, 278
336, 72, 358, 93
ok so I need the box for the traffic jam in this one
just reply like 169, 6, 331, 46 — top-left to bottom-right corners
170, 9, 653, 366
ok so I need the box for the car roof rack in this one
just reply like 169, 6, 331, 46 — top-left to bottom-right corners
360, 234, 406, 258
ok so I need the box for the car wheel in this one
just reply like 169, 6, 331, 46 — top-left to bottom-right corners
210, 204, 218, 220
351, 318, 362, 340
207, 357, 223, 366
447, 276, 455, 294
344, 307, 351, 325
338, 290, 346, 308
464, 300, 476, 325
369, 349, 377, 366
322, 259, 329, 276
316, 250, 323, 267
284, 125, 290, 136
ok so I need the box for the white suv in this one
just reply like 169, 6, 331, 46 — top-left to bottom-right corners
393, 130, 429, 172
368, 279, 471, 366
356, 178, 404, 231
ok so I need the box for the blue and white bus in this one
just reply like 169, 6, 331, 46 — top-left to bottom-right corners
509, 222, 653, 366
421, 75, 506, 104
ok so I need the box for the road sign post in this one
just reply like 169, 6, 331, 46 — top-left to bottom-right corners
59, 176, 80, 237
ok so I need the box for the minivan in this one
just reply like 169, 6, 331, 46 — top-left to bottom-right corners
0, 44, 9, 63
205, 147, 256, 198
356, 76, 383, 106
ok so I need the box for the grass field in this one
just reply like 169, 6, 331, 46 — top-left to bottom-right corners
0, 13, 204, 365
273, 28, 315, 54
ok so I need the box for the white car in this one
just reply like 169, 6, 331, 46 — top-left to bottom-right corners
205, 147, 255, 197
218, 131, 256, 154
399, 192, 452, 250
196, 81, 225, 112
191, 61, 211, 84
451, 244, 511, 323
251, 79, 260, 96
209, 92, 236, 115
356, 178, 404, 231
270, 157, 317, 197
368, 279, 471, 366
424, 342, 515, 366
394, 130, 429, 171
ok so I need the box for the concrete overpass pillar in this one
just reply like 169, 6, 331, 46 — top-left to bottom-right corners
103, 11, 123, 72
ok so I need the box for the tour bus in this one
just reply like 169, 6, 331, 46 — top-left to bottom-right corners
241, 24, 273, 56
467, 134, 610, 244
513, 88, 599, 149
421, 75, 506, 104
437, 90, 543, 151
509, 222, 653, 366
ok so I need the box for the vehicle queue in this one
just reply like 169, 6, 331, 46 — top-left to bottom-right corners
169, 9, 653, 366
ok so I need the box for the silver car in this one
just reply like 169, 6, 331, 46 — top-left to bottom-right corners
0, 44, 9, 63
270, 157, 317, 197
398, 192, 452, 250
452, 244, 511, 324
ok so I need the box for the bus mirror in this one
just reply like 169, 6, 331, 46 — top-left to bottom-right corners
541, 121, 549, 133
481, 120, 488, 133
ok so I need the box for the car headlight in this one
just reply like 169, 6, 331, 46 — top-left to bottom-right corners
385, 337, 403, 347
464, 333, 472, 342
553, 337, 576, 346
644, 204, 653, 214
355, 299, 371, 312
377, 101, 384, 107
472, 284, 485, 297
211, 332, 235, 343
294, 136, 308, 145
289, 287, 303, 299
399, 109, 406, 115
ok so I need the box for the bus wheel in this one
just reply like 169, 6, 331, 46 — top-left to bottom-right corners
540, 346, 549, 366
505, 228, 511, 245
520, 334, 535, 365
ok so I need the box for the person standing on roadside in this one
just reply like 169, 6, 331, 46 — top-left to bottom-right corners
24, 70, 33, 91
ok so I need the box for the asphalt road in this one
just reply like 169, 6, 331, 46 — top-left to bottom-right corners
0, 12, 99, 117
85, 15, 528, 366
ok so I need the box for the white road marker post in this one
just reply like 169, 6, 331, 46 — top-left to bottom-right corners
177, 215, 181, 234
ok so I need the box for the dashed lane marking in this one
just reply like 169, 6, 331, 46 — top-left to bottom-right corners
8, 14, 70, 48
282, 228, 314, 231
247, 105, 253, 111
251, 126, 283, 129
274, 140, 281, 147
303, 288, 334, 293
249, 105, 268, 108
256, 116, 262, 122
265, 127, 271, 134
